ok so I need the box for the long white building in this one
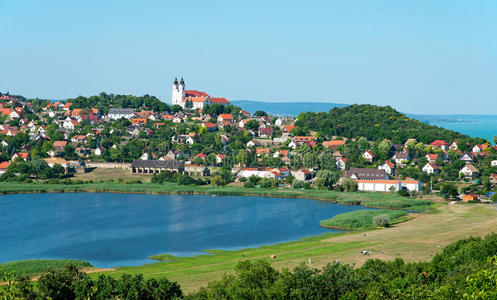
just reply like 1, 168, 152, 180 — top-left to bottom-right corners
353, 179, 420, 192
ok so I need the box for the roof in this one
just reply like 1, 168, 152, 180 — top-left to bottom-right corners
16, 152, 29, 158
209, 97, 230, 104
323, 140, 345, 147
364, 150, 374, 157
430, 140, 449, 147
283, 125, 295, 132
426, 154, 438, 160
383, 161, 395, 168
0, 108, 14, 116
0, 161, 10, 169
71, 109, 83, 116
259, 127, 274, 135
203, 122, 216, 128
53, 140, 67, 147
294, 136, 317, 142
219, 114, 233, 120
256, 148, 270, 154
185, 90, 210, 97
353, 179, 419, 184
344, 168, 388, 180
109, 108, 134, 114
183, 96, 208, 103
393, 152, 410, 159
463, 164, 479, 172
426, 163, 440, 170
131, 159, 184, 169
44, 157, 68, 165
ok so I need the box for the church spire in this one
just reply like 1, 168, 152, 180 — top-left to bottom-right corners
174, 77, 178, 85
180, 77, 184, 85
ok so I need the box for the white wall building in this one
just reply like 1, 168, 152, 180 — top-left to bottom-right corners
171, 77, 185, 106
108, 108, 135, 120
354, 180, 420, 192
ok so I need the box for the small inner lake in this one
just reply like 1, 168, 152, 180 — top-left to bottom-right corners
0, 193, 372, 268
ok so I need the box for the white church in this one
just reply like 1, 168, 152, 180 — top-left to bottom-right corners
171, 77, 230, 110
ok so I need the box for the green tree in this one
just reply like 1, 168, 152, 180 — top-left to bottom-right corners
440, 182, 459, 200
315, 170, 339, 189
342, 179, 358, 192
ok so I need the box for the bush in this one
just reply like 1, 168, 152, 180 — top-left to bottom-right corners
373, 214, 391, 227
243, 182, 255, 188
293, 180, 304, 188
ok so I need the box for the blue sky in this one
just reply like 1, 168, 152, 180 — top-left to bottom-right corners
1, 0, 496, 114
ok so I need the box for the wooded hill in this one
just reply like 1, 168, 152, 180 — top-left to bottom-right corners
294, 104, 486, 144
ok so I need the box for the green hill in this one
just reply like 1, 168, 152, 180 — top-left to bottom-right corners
295, 104, 485, 144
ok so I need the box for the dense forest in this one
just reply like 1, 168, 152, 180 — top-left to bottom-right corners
3, 234, 497, 299
294, 104, 486, 144
66, 92, 173, 114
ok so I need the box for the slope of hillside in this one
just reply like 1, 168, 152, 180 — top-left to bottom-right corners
295, 104, 485, 144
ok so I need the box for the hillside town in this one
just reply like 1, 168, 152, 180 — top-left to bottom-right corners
1, 80, 496, 203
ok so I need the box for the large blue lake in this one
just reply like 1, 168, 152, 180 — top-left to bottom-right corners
0, 193, 371, 268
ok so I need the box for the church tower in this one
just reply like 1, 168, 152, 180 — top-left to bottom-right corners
171, 77, 185, 106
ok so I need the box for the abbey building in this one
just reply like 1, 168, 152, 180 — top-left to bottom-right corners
171, 77, 230, 110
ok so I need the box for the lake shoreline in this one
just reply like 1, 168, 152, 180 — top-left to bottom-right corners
0, 183, 351, 205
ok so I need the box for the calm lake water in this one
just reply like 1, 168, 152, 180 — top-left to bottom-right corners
0, 193, 371, 268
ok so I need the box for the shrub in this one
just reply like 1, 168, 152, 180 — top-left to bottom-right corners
293, 180, 304, 189
244, 182, 255, 188
373, 214, 391, 227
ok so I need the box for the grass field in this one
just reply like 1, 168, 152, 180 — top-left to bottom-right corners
320, 209, 408, 229
87, 203, 497, 294
72, 168, 153, 183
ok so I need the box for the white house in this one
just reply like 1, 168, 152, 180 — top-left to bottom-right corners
459, 164, 479, 178
472, 145, 483, 152
378, 161, 395, 175
336, 157, 347, 170
94, 147, 104, 156
362, 150, 374, 163
275, 118, 283, 126
237, 169, 278, 179
108, 108, 135, 120
215, 154, 227, 164
62, 120, 78, 130
491, 160, 497, 167
291, 169, 313, 181
392, 152, 410, 166
422, 163, 440, 174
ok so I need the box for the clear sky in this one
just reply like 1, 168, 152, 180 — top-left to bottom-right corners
1, 0, 496, 114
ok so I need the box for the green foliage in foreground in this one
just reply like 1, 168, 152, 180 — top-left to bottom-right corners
4, 234, 497, 299
0, 259, 91, 277
0, 264, 182, 300
320, 209, 408, 229
361, 197, 432, 209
